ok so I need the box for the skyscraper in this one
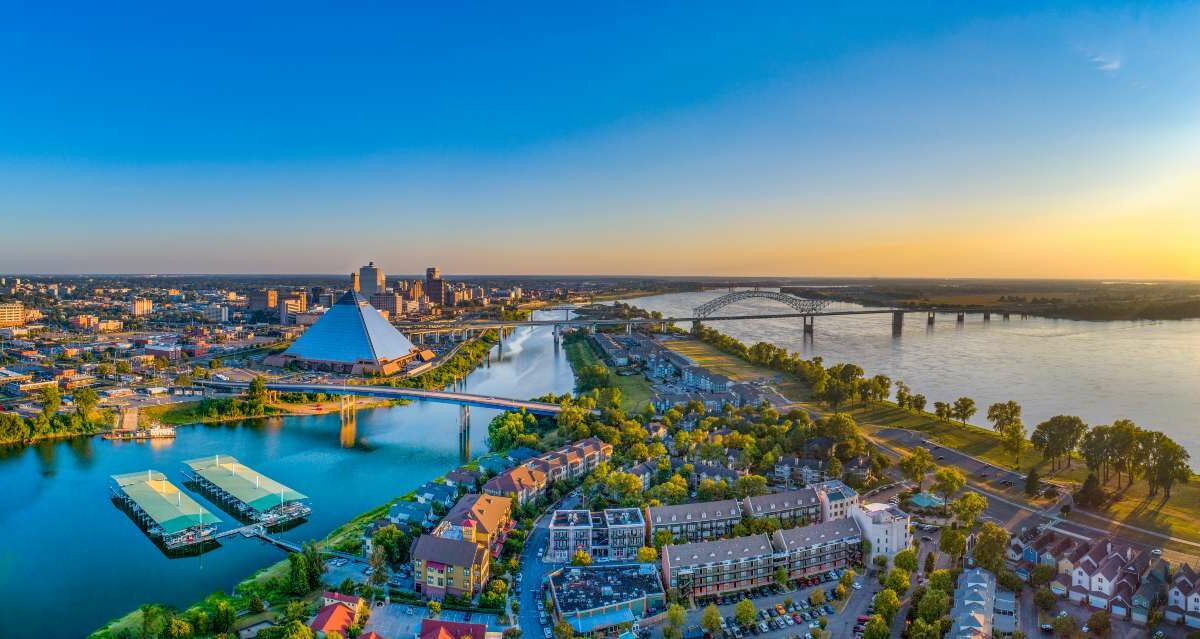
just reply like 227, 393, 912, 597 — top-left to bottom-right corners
359, 261, 386, 296
425, 266, 446, 305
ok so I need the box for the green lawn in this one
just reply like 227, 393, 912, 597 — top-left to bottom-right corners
563, 338, 653, 413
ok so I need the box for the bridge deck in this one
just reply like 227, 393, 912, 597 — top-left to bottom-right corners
197, 380, 569, 415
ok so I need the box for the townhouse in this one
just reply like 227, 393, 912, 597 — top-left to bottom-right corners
947, 568, 1018, 639
1166, 563, 1200, 628
442, 493, 513, 556
1067, 538, 1145, 616
482, 436, 612, 505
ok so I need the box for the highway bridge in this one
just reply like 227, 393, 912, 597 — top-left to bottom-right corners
195, 379, 568, 415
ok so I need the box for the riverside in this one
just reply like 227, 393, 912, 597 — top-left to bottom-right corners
0, 314, 572, 639
624, 289, 1200, 459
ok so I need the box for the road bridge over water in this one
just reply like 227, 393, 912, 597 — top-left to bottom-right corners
195, 380, 568, 416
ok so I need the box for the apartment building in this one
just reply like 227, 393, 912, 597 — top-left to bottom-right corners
740, 488, 821, 527
646, 499, 743, 543
851, 502, 912, 560
547, 508, 646, 563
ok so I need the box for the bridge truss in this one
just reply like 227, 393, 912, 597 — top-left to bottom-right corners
693, 290, 831, 319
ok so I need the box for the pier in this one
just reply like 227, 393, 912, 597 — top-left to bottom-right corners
183, 455, 311, 526
110, 470, 221, 550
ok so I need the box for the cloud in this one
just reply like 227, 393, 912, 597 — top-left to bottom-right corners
1090, 54, 1122, 73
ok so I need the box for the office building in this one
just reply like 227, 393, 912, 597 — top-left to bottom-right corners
0, 302, 25, 327
129, 298, 153, 316
203, 304, 229, 323
359, 261, 386, 296
248, 289, 278, 312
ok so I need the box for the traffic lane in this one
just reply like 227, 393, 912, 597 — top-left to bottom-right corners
874, 428, 1025, 488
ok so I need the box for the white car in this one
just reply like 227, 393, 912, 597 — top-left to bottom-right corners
543, 629, 552, 638
852, 582, 862, 590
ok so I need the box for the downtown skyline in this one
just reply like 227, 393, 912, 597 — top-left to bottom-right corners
1, 2, 1198, 278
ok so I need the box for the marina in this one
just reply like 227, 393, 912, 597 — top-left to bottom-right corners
109, 470, 221, 551
183, 455, 311, 526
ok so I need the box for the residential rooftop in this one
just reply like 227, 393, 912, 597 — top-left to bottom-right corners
550, 563, 665, 614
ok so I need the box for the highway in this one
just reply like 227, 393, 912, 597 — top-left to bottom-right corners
195, 380, 571, 416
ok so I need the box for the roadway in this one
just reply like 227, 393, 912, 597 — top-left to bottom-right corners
195, 380, 571, 416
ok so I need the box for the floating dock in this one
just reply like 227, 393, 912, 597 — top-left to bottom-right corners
110, 470, 221, 550
183, 455, 311, 526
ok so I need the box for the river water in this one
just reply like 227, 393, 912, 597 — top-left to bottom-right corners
624, 290, 1200, 459
0, 313, 573, 639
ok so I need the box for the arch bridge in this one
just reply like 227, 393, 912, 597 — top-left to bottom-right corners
693, 289, 831, 319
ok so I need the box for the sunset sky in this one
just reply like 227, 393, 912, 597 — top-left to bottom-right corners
1, 2, 1198, 277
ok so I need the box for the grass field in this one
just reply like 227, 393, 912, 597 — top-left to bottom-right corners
848, 401, 1200, 546
563, 338, 653, 413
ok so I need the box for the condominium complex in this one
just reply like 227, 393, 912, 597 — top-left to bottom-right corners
660, 519, 863, 599
128, 298, 153, 316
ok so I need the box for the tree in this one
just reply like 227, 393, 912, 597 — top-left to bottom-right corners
885, 568, 910, 594
932, 467, 966, 512
952, 492, 988, 529
372, 524, 409, 564
734, 599, 756, 628
916, 587, 949, 623
368, 545, 389, 589
1052, 614, 1081, 639
666, 603, 686, 632
899, 448, 936, 491
952, 397, 977, 424
39, 384, 61, 420
924, 550, 937, 574
732, 474, 769, 498
809, 588, 826, 606
987, 400, 1022, 433
73, 387, 99, 421
862, 616, 890, 639
1030, 564, 1057, 587
908, 618, 941, 639
911, 394, 927, 413
1034, 588, 1056, 612
893, 548, 918, 573
213, 600, 236, 633
636, 546, 658, 563
701, 604, 723, 635
571, 550, 592, 566
973, 522, 1010, 574
873, 588, 900, 621
427, 601, 442, 617
927, 569, 954, 594
1024, 467, 1042, 496
938, 528, 966, 561
1033, 415, 1087, 470
1086, 610, 1111, 637
553, 620, 575, 639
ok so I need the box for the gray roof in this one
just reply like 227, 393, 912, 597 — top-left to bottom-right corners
743, 488, 820, 516
664, 533, 776, 569
647, 499, 743, 525
283, 290, 416, 363
772, 519, 861, 551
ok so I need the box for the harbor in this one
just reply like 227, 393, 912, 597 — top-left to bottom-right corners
109, 470, 221, 551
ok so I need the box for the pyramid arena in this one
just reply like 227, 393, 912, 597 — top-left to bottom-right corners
264, 290, 419, 375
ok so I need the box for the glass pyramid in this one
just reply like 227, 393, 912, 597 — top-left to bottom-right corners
282, 290, 416, 363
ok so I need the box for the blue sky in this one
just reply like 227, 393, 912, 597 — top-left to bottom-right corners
1, 2, 1198, 276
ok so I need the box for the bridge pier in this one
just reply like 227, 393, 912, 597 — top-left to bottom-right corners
983, 312, 991, 322
803, 316, 814, 335
691, 320, 702, 335
659, 321, 667, 334
458, 404, 471, 462
1002, 312, 1010, 320
891, 311, 904, 337
625, 322, 632, 335
956, 312, 965, 324
927, 312, 935, 326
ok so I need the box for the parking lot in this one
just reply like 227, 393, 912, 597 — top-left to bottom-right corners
671, 568, 874, 639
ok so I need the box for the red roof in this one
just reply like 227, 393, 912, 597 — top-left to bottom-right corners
323, 591, 363, 607
360, 633, 386, 639
419, 619, 487, 639
311, 602, 354, 634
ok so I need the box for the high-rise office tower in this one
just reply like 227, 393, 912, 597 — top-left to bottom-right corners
359, 262, 386, 296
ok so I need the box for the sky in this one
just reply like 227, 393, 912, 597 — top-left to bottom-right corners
1, 2, 1198, 278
